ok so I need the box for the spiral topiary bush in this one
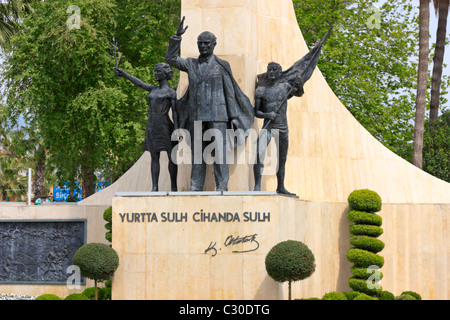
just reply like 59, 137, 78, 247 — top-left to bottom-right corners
265, 240, 315, 300
346, 189, 384, 297
103, 206, 112, 243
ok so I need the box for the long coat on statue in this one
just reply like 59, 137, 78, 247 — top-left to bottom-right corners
165, 35, 254, 150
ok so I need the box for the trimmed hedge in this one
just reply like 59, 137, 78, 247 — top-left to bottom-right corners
353, 293, 378, 300
347, 189, 382, 212
103, 206, 112, 222
379, 290, 395, 300
347, 210, 382, 226
104, 206, 112, 243
347, 248, 384, 268
350, 266, 383, 280
395, 294, 417, 300
350, 236, 385, 253
401, 291, 421, 300
64, 293, 89, 300
348, 277, 382, 296
322, 292, 347, 300
35, 294, 61, 300
349, 224, 383, 237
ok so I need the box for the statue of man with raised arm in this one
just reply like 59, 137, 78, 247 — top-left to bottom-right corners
165, 17, 254, 192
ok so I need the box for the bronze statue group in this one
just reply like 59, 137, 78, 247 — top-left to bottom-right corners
114, 17, 331, 196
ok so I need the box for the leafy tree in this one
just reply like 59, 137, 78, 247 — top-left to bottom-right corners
0, 0, 35, 47
1, 0, 182, 198
423, 111, 449, 182
293, 0, 419, 158
429, 0, 449, 124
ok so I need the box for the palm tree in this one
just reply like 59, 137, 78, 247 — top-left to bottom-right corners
429, 0, 449, 124
0, 0, 34, 47
0, 154, 27, 201
412, 0, 431, 169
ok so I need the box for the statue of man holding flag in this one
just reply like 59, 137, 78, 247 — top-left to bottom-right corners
253, 28, 332, 196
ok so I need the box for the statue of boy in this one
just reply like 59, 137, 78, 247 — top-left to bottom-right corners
253, 62, 303, 196
253, 27, 332, 196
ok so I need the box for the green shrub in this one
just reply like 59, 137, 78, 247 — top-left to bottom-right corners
73, 243, 119, 282
379, 290, 395, 300
350, 236, 385, 253
82, 287, 108, 300
322, 291, 347, 300
73, 243, 119, 300
348, 277, 382, 296
103, 206, 112, 222
350, 224, 384, 237
35, 294, 61, 300
105, 232, 112, 242
347, 189, 382, 212
350, 266, 383, 280
343, 291, 360, 300
353, 293, 378, 300
347, 248, 384, 268
265, 240, 315, 300
401, 291, 421, 300
347, 210, 382, 226
64, 293, 89, 300
395, 294, 417, 300
105, 222, 112, 231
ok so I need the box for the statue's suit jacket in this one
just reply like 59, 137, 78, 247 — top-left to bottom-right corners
165, 35, 254, 148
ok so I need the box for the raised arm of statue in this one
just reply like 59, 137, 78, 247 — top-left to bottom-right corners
114, 68, 156, 92
165, 17, 189, 72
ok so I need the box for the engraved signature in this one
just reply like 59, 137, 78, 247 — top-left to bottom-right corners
204, 234, 260, 257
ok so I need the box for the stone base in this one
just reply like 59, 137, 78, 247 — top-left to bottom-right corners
111, 193, 345, 300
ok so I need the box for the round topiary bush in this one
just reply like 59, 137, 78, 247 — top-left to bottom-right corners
265, 240, 315, 300
347, 189, 382, 213
35, 294, 61, 300
343, 291, 360, 300
73, 243, 119, 300
401, 291, 421, 300
64, 293, 89, 300
353, 293, 378, 300
395, 294, 417, 300
379, 290, 395, 300
322, 291, 347, 300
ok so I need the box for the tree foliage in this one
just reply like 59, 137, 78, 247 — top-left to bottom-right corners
293, 0, 419, 158
1, 0, 181, 198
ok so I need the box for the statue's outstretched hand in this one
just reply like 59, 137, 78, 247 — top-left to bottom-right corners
176, 16, 189, 37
